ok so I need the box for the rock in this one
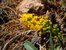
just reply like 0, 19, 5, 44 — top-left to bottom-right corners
16, 0, 43, 13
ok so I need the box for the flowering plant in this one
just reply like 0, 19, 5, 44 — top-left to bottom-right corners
20, 13, 52, 30
20, 13, 62, 36
20, 13, 63, 50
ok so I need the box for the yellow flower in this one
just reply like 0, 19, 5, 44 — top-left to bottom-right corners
20, 13, 52, 30
39, 18, 44, 23
36, 21, 40, 25
33, 16, 38, 20
35, 25, 42, 30
44, 15, 48, 19
32, 18, 36, 22
30, 24, 35, 30
21, 13, 33, 17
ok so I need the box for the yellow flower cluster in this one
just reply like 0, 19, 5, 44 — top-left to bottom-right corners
20, 13, 52, 30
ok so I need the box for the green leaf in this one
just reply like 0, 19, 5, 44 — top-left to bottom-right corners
23, 41, 38, 50
50, 33, 54, 50
55, 46, 61, 50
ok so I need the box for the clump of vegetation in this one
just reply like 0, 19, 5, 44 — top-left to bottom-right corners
20, 13, 51, 30
0, 0, 66, 50
19, 13, 63, 50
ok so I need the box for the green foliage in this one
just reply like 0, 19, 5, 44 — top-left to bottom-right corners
55, 46, 61, 50
20, 13, 63, 50
23, 40, 38, 50
50, 33, 54, 50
